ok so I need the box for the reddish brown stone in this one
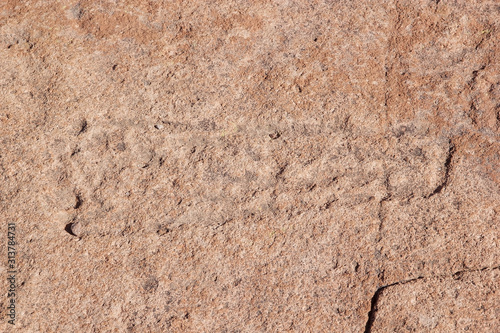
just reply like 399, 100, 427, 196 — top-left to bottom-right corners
0, 1, 498, 331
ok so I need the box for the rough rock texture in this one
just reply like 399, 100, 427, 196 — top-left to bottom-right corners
0, 0, 499, 332
367, 268, 500, 332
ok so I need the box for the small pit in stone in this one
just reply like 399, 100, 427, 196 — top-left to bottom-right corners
269, 131, 281, 140
65, 222, 78, 237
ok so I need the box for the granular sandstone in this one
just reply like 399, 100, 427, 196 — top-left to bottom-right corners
0, 0, 499, 332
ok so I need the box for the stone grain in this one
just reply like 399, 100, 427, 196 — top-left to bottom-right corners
0, 0, 499, 332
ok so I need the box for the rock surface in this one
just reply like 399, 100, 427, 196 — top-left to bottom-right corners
0, 0, 499, 332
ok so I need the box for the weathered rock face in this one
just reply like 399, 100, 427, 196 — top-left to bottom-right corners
0, 0, 499, 332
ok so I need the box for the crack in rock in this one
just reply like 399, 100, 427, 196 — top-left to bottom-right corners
364, 265, 500, 333
364, 276, 423, 333
426, 142, 455, 198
